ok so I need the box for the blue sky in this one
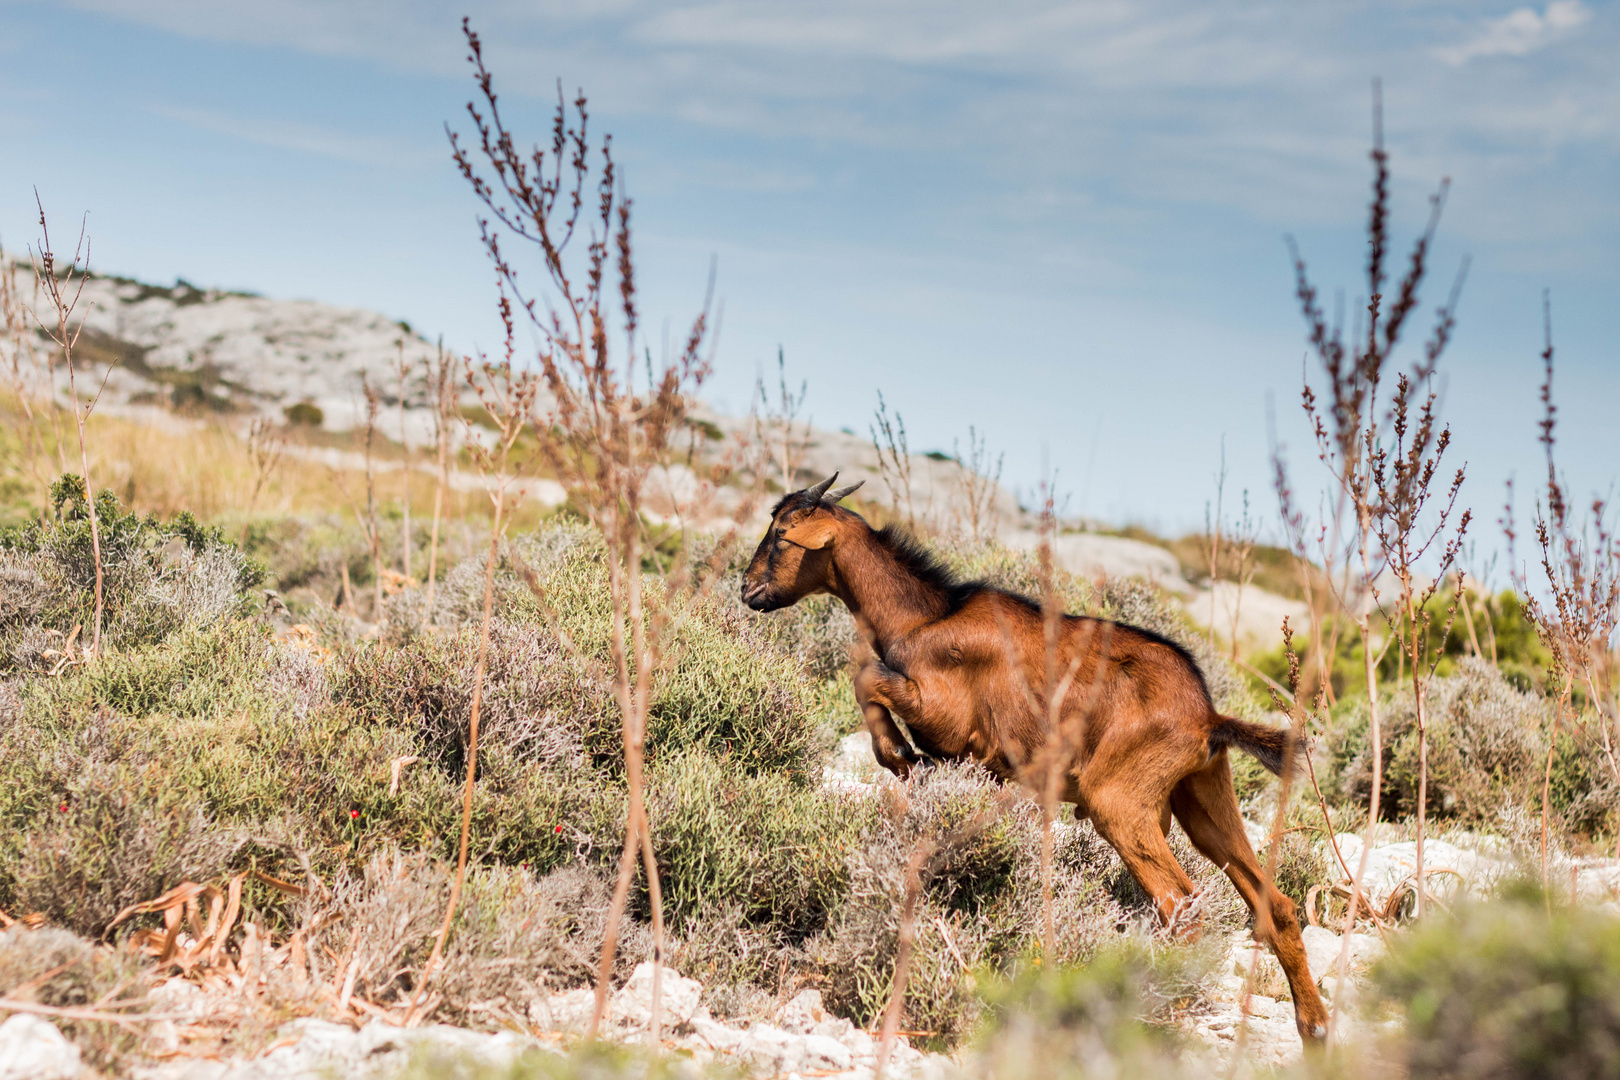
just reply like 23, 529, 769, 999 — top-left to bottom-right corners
2, 0, 1616, 560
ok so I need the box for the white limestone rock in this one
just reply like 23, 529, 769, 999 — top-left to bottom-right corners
0, 1014, 81, 1080
1333, 835, 1505, 907
689, 1013, 745, 1054
528, 988, 596, 1033
612, 963, 705, 1029
735, 1021, 803, 1071
776, 988, 829, 1034
1300, 924, 1344, 983
802, 1032, 855, 1072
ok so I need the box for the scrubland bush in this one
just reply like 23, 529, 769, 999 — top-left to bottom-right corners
303, 851, 651, 1028
809, 760, 1242, 1043
646, 750, 871, 934
349, 529, 828, 783
0, 510, 1370, 1063
1325, 658, 1619, 835
1376, 890, 1620, 1079
963, 945, 1214, 1080
0, 476, 261, 670
0, 622, 433, 930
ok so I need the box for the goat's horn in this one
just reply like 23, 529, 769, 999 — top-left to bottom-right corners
804, 473, 838, 502
824, 479, 865, 504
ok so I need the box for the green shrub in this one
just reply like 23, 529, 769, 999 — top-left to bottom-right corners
730, 589, 858, 684
1376, 890, 1620, 1079
376, 528, 828, 783
808, 760, 1238, 1044
645, 749, 872, 935
965, 944, 1211, 1080
240, 513, 376, 599
810, 762, 1036, 1037
0, 476, 262, 669
0, 626, 430, 926
1326, 659, 1618, 835
312, 851, 650, 1028
27, 619, 274, 719
1267, 811, 1334, 913
9, 787, 245, 936
283, 400, 323, 426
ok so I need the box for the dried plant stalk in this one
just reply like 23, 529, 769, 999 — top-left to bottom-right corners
874, 794, 1016, 1080
424, 336, 457, 617
408, 357, 536, 1023
1285, 88, 1469, 1035
1508, 297, 1620, 872
360, 371, 384, 618
244, 415, 285, 520
951, 425, 1003, 544
870, 392, 914, 527
753, 346, 810, 491
1, 242, 64, 502
395, 340, 414, 580
448, 21, 760, 1043
29, 199, 109, 656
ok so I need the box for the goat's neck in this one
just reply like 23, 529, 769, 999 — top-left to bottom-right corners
827, 525, 948, 655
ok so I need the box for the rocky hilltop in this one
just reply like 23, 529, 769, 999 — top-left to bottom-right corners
6, 262, 1302, 644
11, 268, 443, 440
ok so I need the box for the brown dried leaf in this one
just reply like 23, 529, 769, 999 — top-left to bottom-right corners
107, 880, 213, 936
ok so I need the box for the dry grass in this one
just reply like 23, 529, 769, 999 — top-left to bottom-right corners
0, 394, 539, 532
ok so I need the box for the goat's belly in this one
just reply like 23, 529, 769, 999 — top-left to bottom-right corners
907, 723, 967, 760
898, 680, 977, 760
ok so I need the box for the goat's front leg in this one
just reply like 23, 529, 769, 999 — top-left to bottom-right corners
853, 661, 923, 778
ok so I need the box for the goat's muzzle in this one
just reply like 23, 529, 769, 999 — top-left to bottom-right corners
741, 580, 777, 611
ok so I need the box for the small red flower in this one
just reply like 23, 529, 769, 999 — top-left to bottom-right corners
58, 804, 68, 812
554, 825, 563, 834
350, 809, 360, 819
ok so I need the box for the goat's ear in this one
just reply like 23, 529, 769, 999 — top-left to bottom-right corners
782, 514, 838, 550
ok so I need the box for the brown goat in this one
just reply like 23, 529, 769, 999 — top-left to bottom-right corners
742, 474, 1329, 1046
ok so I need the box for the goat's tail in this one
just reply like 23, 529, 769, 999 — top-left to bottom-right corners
1209, 715, 1303, 777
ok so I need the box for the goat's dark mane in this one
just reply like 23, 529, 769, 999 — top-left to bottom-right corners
871, 523, 1212, 697
772, 498, 1210, 697
871, 524, 983, 610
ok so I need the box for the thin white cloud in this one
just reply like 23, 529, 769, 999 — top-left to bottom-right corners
1436, 0, 1591, 65
150, 104, 437, 167
28, 1, 1620, 235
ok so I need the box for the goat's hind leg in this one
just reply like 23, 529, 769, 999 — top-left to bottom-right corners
1084, 786, 1199, 932
1170, 756, 1329, 1046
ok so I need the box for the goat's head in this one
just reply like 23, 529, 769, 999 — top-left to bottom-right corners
741, 472, 865, 611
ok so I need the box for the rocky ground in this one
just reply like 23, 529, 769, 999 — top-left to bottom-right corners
0, 927, 1394, 1080
0, 964, 952, 1080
